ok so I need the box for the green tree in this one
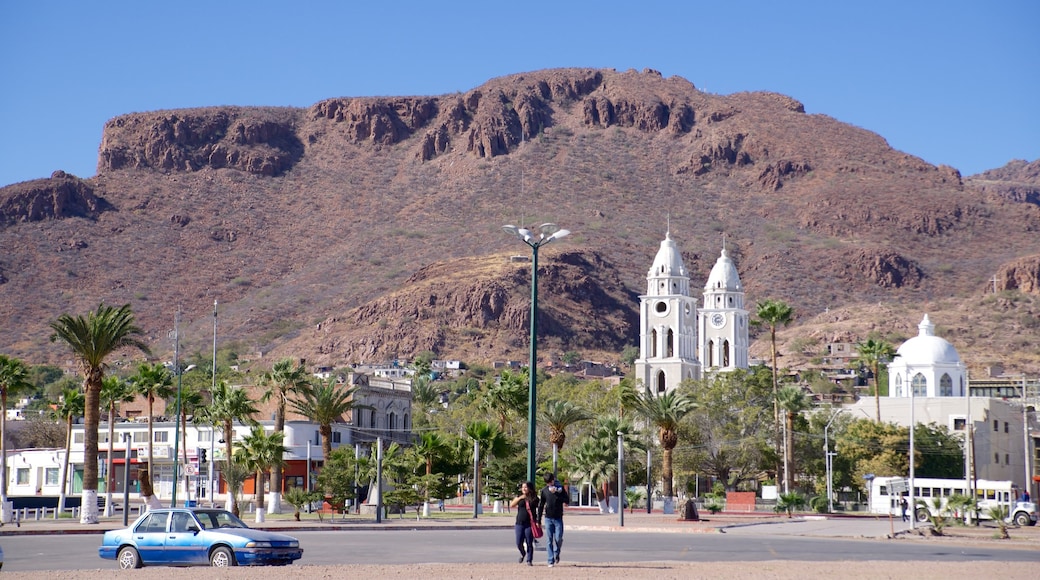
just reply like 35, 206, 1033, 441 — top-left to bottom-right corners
620, 345, 640, 368
49, 303, 150, 524
776, 385, 810, 493
196, 380, 259, 516
569, 436, 612, 504
234, 426, 288, 521
173, 384, 204, 500
775, 491, 806, 518
481, 370, 528, 432
631, 389, 697, 499
685, 368, 775, 490
541, 399, 592, 462
259, 358, 310, 513
129, 362, 174, 507
288, 377, 366, 461
0, 355, 34, 504
53, 386, 84, 514
411, 431, 449, 509
754, 299, 794, 431
465, 421, 512, 506
313, 447, 358, 519
410, 374, 439, 427
854, 339, 898, 421
835, 419, 909, 493
99, 375, 135, 516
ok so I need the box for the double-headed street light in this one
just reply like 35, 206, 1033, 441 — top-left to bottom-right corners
502, 222, 570, 482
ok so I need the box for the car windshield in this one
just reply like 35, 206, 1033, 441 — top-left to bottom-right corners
194, 510, 249, 530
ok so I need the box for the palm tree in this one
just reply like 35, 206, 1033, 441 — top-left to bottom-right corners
53, 386, 84, 515
129, 362, 174, 509
541, 399, 592, 474
234, 426, 288, 523
49, 303, 150, 524
288, 377, 366, 462
630, 390, 697, 500
755, 299, 794, 429
854, 339, 898, 422
196, 380, 259, 516
481, 370, 528, 432
259, 358, 310, 514
99, 375, 135, 516
172, 384, 204, 503
776, 385, 810, 493
569, 437, 613, 508
410, 374, 439, 426
465, 421, 512, 512
0, 355, 34, 505
411, 431, 449, 513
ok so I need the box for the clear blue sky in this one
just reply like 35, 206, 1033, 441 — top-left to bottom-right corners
2, 1, 1037, 187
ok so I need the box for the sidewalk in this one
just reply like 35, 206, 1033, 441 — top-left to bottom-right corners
1, 506, 788, 536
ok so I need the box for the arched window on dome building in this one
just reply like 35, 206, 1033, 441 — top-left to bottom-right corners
912, 373, 927, 397
940, 374, 953, 396
895, 374, 903, 397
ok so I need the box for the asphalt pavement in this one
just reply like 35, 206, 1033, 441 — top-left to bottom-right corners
0, 505, 921, 539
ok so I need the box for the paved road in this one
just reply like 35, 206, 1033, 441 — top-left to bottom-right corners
3, 527, 1039, 572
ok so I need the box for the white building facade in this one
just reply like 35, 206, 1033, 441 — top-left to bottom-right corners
634, 233, 750, 393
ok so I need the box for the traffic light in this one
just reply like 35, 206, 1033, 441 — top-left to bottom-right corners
199, 449, 207, 464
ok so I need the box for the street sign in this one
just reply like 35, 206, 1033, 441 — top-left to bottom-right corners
888, 478, 909, 494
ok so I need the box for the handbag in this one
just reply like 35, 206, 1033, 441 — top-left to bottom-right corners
525, 500, 544, 538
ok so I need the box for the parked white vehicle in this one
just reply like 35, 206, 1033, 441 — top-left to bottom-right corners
871, 476, 1037, 526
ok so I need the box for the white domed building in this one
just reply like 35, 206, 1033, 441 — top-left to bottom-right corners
888, 314, 966, 397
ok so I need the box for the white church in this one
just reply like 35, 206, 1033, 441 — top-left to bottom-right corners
633, 232, 749, 393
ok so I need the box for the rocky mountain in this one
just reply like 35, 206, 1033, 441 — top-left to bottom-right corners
1, 67, 1039, 374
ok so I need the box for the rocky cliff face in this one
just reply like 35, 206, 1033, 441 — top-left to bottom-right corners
2, 68, 1040, 371
0, 171, 109, 227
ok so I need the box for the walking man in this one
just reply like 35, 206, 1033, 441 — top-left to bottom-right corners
900, 497, 908, 522
537, 473, 569, 567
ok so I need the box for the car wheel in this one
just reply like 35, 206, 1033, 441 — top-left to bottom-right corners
210, 546, 235, 567
1014, 511, 1032, 526
914, 509, 928, 523
117, 546, 142, 570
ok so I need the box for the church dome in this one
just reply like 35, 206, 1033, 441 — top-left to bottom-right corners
704, 248, 742, 291
896, 314, 961, 365
648, 233, 687, 278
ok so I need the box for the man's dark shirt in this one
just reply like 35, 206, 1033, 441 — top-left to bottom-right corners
538, 483, 569, 520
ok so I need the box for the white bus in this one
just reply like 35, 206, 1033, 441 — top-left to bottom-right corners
870, 476, 1037, 526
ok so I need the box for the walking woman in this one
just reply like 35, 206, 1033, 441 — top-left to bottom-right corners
509, 480, 539, 565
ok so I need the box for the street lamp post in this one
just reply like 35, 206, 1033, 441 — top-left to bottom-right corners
171, 310, 182, 508
824, 408, 843, 513
502, 223, 570, 482
909, 366, 917, 530
122, 432, 132, 526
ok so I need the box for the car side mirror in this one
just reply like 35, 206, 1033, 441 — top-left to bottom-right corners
187, 523, 200, 534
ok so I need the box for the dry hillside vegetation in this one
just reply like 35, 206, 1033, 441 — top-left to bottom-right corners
1, 68, 1039, 372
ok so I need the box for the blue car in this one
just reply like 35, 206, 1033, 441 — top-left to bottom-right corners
99, 508, 302, 568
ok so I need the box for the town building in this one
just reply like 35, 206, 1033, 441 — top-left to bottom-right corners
634, 232, 749, 393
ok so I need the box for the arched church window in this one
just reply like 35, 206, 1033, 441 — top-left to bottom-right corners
728, 297, 733, 305
722, 340, 730, 367
912, 373, 927, 397
651, 329, 658, 358
666, 329, 674, 357
707, 341, 715, 367
388, 411, 397, 430
895, 374, 903, 397
940, 374, 953, 396
404, 414, 410, 430
656, 371, 666, 393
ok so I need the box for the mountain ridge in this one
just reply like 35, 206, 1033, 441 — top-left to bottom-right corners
1, 67, 1039, 374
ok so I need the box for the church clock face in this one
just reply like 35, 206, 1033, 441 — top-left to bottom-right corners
710, 312, 726, 329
